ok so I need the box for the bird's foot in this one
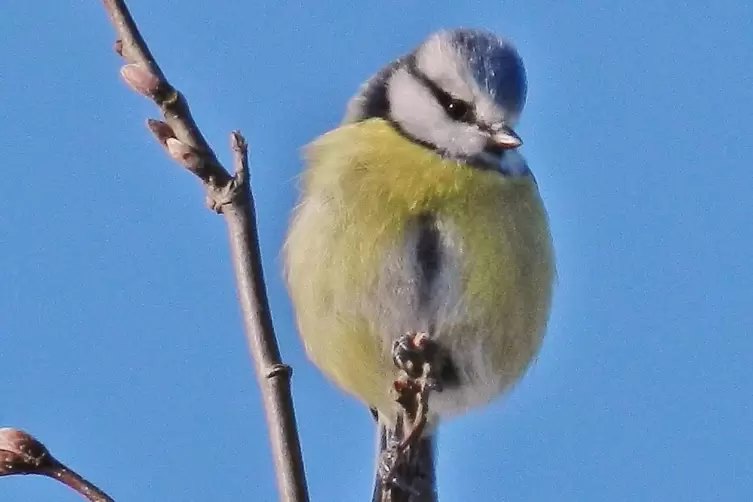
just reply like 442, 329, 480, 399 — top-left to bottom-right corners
392, 331, 443, 394
381, 332, 440, 500
392, 331, 428, 380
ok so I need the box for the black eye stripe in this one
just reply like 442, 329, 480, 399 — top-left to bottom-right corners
406, 59, 476, 123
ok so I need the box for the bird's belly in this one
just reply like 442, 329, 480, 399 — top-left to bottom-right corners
358, 209, 550, 418
286, 120, 554, 419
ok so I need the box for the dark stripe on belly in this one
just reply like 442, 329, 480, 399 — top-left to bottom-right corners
416, 212, 440, 309
415, 214, 461, 389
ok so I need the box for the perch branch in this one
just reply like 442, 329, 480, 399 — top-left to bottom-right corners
100, 1, 309, 501
375, 332, 441, 501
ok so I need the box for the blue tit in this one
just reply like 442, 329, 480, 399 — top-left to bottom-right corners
285, 28, 554, 498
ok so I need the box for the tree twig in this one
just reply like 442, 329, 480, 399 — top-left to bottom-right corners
0, 428, 115, 502
100, 1, 309, 500
378, 332, 442, 502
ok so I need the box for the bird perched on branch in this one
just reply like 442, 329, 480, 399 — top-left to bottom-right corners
285, 28, 555, 501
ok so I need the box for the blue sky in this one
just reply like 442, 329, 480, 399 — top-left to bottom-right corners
2, 1, 752, 501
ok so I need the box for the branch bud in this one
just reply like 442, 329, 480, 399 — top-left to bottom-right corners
0, 428, 51, 476
166, 137, 196, 162
120, 63, 161, 97
147, 119, 175, 144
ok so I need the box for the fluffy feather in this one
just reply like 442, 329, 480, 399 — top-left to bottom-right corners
284, 119, 554, 421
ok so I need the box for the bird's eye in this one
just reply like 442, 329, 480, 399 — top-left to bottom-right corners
445, 99, 473, 121
406, 59, 475, 122
434, 90, 473, 122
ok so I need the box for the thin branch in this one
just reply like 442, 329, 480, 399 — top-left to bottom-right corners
375, 333, 441, 501
100, 1, 309, 500
0, 428, 114, 502
103, 1, 222, 182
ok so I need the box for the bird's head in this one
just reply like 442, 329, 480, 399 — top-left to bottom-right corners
349, 29, 529, 175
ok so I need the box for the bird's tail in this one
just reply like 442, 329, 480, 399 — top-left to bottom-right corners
371, 414, 437, 502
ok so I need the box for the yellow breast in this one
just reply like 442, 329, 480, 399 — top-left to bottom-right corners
285, 118, 554, 416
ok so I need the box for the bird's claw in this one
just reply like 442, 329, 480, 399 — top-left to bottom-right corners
392, 331, 433, 379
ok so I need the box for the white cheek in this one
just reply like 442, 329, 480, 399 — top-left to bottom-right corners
388, 70, 447, 133
388, 69, 488, 158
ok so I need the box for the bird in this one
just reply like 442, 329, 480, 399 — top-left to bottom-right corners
284, 28, 555, 500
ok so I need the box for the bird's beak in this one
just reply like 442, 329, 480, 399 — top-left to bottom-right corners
488, 125, 522, 150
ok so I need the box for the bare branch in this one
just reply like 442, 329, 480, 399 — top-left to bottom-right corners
0, 428, 114, 502
102, 0, 224, 187
99, 1, 309, 500
374, 332, 442, 501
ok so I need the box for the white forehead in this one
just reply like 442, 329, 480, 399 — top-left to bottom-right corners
413, 31, 509, 125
